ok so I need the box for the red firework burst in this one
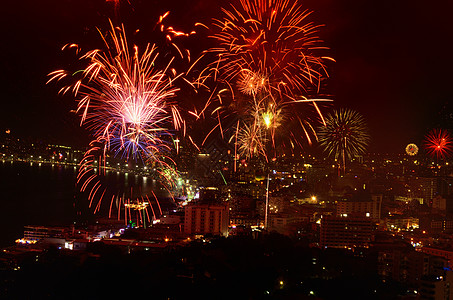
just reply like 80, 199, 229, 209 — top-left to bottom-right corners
424, 129, 453, 159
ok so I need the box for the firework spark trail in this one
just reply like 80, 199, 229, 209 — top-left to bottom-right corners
74, 133, 180, 220
50, 23, 184, 162
195, 0, 334, 160
318, 108, 370, 174
48, 19, 195, 221
208, 0, 333, 96
145, 195, 157, 220
424, 129, 453, 160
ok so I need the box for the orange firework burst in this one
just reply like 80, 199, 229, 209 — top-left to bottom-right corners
424, 129, 453, 159
208, 0, 333, 97
232, 98, 282, 159
196, 0, 333, 161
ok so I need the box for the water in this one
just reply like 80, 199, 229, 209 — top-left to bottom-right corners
0, 161, 174, 247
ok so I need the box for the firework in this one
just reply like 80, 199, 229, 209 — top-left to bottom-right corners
233, 98, 283, 159
235, 121, 266, 159
405, 143, 418, 156
76, 136, 179, 218
48, 22, 184, 162
48, 20, 190, 222
318, 109, 370, 173
424, 129, 452, 159
197, 0, 333, 161
236, 69, 267, 96
208, 0, 333, 97
222, 93, 331, 161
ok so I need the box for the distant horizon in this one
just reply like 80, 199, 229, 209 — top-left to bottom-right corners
2, 129, 452, 159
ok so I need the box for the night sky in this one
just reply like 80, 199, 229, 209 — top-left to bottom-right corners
1, 0, 452, 153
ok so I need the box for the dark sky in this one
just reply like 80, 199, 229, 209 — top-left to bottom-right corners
1, 0, 452, 152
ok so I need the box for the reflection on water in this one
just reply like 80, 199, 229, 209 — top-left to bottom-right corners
0, 160, 174, 247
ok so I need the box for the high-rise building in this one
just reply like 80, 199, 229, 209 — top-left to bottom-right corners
320, 216, 374, 248
378, 247, 446, 286
184, 202, 229, 237
336, 194, 382, 220
419, 271, 453, 300
412, 177, 437, 203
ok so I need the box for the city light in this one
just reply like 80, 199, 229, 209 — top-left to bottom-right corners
1, 1, 453, 299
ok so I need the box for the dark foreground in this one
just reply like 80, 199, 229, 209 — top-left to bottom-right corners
1, 233, 406, 300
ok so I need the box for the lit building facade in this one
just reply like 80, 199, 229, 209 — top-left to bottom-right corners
421, 247, 453, 269
378, 248, 446, 286
336, 194, 382, 220
320, 216, 374, 248
419, 271, 453, 300
184, 203, 229, 237
23, 225, 66, 241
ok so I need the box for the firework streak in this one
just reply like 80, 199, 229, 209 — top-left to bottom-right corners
424, 129, 452, 160
318, 109, 370, 173
195, 0, 334, 161
48, 19, 194, 222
